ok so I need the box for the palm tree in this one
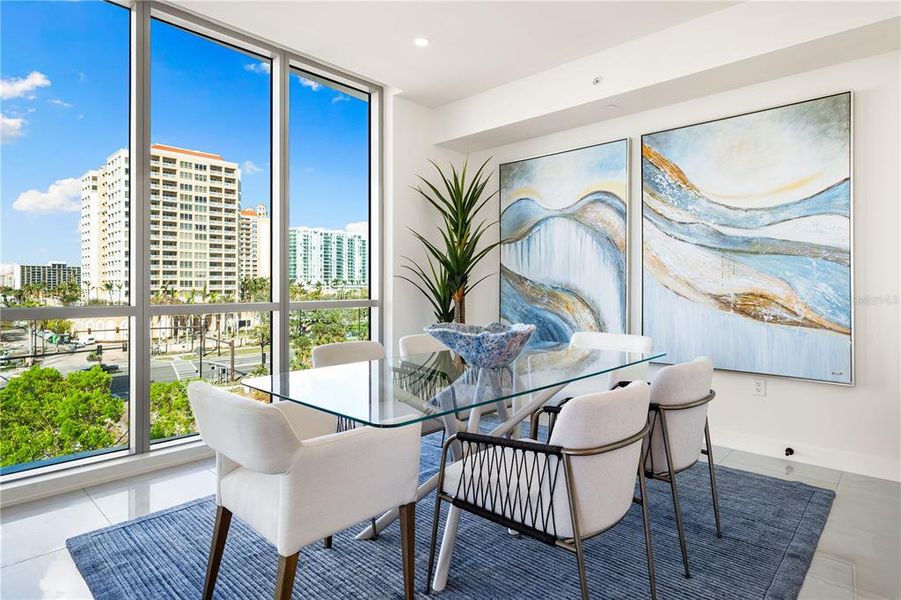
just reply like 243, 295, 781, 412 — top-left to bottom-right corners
101, 281, 114, 304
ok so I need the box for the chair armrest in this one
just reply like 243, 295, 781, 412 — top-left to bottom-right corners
276, 424, 422, 552
439, 432, 565, 542
455, 431, 563, 456
528, 399, 570, 442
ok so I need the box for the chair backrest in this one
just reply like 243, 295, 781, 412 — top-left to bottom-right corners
646, 357, 714, 474
398, 333, 448, 357
570, 332, 653, 353
570, 332, 653, 388
311, 340, 385, 368
188, 381, 301, 474
549, 381, 650, 538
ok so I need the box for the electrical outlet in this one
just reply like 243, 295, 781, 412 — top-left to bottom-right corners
753, 378, 766, 397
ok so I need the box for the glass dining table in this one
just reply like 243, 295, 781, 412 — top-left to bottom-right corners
242, 344, 665, 542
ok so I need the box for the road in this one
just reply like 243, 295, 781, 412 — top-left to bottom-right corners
0, 344, 267, 394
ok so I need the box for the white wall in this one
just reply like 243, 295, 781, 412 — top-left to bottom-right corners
460, 51, 900, 481
382, 93, 464, 353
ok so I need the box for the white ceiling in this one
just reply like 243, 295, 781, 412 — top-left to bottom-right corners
176, 1, 734, 107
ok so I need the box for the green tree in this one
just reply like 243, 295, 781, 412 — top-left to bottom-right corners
0, 366, 125, 467
44, 319, 73, 335
149, 380, 195, 440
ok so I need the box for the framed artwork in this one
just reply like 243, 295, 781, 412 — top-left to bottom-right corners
499, 139, 629, 345
641, 92, 852, 383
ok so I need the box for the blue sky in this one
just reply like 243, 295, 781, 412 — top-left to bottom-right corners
1, 1, 369, 266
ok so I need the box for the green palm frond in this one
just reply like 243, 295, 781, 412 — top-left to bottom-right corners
398, 156, 501, 322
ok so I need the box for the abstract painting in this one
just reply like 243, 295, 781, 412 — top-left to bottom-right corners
500, 139, 628, 345
642, 92, 852, 383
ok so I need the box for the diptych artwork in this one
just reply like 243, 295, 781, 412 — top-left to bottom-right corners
642, 93, 852, 383
500, 140, 629, 345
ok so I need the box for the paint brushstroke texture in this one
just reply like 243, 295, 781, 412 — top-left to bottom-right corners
500, 140, 629, 345
642, 93, 852, 382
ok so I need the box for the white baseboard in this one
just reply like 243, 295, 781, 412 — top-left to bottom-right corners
711, 427, 900, 482
0, 442, 215, 508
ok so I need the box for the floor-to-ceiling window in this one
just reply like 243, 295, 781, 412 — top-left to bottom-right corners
147, 17, 273, 444
0, 0, 131, 474
0, 1, 380, 477
288, 71, 373, 369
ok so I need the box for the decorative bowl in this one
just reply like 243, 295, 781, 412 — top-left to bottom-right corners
424, 322, 536, 369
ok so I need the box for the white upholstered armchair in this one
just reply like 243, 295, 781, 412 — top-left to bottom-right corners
427, 381, 658, 599
188, 382, 421, 600
398, 333, 449, 356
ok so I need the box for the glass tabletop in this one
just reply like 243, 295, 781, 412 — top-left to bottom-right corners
242, 345, 666, 428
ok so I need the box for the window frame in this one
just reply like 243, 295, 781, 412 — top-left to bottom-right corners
0, 0, 383, 482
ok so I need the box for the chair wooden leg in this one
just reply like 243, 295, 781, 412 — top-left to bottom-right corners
705, 419, 723, 538
323, 536, 332, 549
660, 412, 691, 578
274, 552, 300, 600
203, 505, 232, 600
399, 502, 416, 600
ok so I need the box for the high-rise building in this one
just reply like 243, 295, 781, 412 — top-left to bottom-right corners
288, 226, 367, 286
11, 262, 81, 290
80, 145, 242, 302
80, 149, 130, 302
238, 204, 271, 281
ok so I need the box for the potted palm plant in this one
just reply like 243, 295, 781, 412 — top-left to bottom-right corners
399, 157, 499, 323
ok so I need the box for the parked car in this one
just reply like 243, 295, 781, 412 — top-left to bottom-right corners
74, 336, 96, 347
81, 363, 120, 374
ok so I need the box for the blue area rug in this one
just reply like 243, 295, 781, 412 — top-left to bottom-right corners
67, 431, 833, 599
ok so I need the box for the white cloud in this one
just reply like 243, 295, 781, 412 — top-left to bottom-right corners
77, 72, 87, 84
242, 160, 263, 175
13, 178, 82, 214
1, 114, 25, 142
332, 93, 349, 104
1, 71, 51, 100
297, 76, 321, 91
345, 221, 368, 236
244, 62, 271, 75
49, 98, 74, 108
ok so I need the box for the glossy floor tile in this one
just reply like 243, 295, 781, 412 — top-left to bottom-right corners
0, 549, 92, 600
83, 461, 217, 525
0, 490, 109, 568
720, 450, 842, 490
1, 449, 898, 600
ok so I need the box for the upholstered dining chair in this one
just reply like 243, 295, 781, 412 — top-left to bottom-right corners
398, 332, 448, 356
312, 339, 385, 368
644, 357, 721, 579
426, 382, 658, 600
311, 340, 387, 544
536, 332, 653, 434
188, 382, 421, 600
564, 332, 653, 395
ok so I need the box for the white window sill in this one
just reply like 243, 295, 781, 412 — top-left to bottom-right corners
0, 441, 214, 508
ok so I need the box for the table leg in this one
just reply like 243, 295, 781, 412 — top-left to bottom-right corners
431, 505, 461, 592
355, 381, 568, 541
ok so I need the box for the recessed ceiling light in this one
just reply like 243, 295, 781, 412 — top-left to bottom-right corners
414, 37, 430, 48
605, 104, 618, 109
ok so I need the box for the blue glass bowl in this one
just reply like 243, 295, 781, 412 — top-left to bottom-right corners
424, 322, 536, 369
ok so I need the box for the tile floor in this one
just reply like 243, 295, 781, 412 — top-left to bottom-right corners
1, 451, 898, 599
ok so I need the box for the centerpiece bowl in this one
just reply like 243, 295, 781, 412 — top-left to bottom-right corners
424, 322, 536, 369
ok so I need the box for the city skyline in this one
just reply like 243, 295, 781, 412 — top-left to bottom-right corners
2, 2, 370, 266
1, 141, 368, 298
